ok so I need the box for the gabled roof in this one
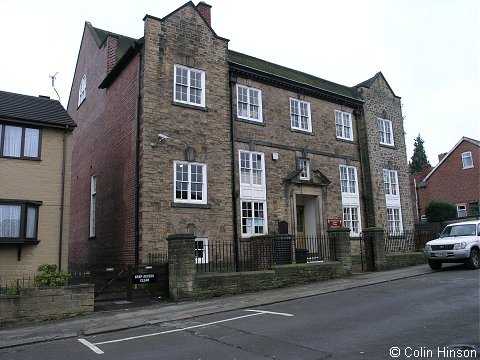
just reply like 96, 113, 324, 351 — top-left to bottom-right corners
86, 22, 137, 64
355, 71, 400, 99
228, 50, 363, 104
0, 90, 76, 128
421, 136, 480, 183
143, 1, 228, 42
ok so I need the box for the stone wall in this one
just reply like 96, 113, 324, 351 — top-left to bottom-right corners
357, 73, 414, 231
0, 284, 94, 326
193, 262, 343, 299
385, 252, 427, 271
232, 76, 364, 237
140, 4, 232, 259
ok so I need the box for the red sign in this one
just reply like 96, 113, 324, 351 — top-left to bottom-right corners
327, 219, 343, 229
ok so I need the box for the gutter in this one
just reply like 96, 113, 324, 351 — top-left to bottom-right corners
228, 61, 364, 107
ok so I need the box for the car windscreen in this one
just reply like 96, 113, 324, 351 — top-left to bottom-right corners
441, 224, 477, 237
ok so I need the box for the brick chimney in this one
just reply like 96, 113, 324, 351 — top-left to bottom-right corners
106, 36, 118, 73
196, 2, 212, 26
438, 152, 447, 162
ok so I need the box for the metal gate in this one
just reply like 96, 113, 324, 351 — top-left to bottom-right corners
72, 264, 169, 301
358, 233, 375, 272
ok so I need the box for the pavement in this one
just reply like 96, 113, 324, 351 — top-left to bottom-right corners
0, 264, 434, 349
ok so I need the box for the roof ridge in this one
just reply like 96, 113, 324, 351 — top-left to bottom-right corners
229, 50, 353, 90
228, 50, 361, 101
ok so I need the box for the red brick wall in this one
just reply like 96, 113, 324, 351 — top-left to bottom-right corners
67, 25, 139, 269
417, 140, 479, 217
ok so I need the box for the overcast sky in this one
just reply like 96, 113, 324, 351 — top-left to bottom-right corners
1, 0, 478, 165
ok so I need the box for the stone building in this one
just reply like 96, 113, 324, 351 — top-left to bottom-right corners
0, 91, 75, 283
67, 1, 414, 269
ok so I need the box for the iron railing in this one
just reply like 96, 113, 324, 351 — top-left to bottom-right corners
383, 230, 440, 253
0, 276, 36, 295
147, 251, 169, 265
384, 232, 415, 253
196, 234, 335, 273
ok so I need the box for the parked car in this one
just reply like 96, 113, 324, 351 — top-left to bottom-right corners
425, 220, 480, 270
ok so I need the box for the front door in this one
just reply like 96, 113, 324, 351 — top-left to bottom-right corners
296, 205, 306, 248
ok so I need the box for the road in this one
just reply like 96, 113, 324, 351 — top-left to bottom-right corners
1, 265, 479, 359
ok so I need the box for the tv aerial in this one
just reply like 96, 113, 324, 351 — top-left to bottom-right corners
49, 72, 61, 102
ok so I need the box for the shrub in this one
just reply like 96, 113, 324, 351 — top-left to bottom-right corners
34, 264, 71, 287
1, 283, 19, 295
425, 201, 456, 222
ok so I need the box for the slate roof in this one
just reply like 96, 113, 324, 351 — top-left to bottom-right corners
87, 22, 137, 64
0, 90, 76, 128
228, 50, 362, 102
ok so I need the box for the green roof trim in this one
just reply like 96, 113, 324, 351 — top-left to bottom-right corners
87, 22, 137, 64
228, 50, 362, 103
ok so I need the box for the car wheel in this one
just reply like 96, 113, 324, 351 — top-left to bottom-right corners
428, 260, 442, 270
466, 249, 480, 270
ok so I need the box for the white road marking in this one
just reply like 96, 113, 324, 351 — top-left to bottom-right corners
78, 309, 294, 354
77, 338, 104, 354
245, 309, 294, 317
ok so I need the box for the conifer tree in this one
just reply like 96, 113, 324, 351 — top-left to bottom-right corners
409, 134, 430, 174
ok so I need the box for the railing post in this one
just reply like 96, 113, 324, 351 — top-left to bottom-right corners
167, 233, 196, 300
362, 228, 386, 271
327, 228, 352, 274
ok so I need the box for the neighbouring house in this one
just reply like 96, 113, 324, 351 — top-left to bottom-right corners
0, 91, 76, 283
411, 137, 480, 222
67, 1, 414, 270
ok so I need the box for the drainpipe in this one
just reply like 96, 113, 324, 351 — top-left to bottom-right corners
58, 125, 68, 271
354, 107, 371, 227
135, 50, 142, 267
413, 178, 420, 222
229, 74, 239, 270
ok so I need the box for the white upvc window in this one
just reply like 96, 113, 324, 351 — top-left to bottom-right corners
339, 165, 358, 194
237, 85, 262, 122
89, 175, 97, 237
1, 124, 41, 159
240, 151, 264, 187
241, 200, 267, 236
174, 65, 205, 107
298, 158, 310, 180
78, 74, 86, 106
290, 98, 311, 132
377, 118, 394, 146
461, 151, 473, 169
239, 150, 267, 236
335, 110, 353, 141
387, 207, 403, 234
195, 238, 209, 264
174, 161, 207, 204
343, 206, 361, 236
383, 170, 399, 196
456, 204, 467, 218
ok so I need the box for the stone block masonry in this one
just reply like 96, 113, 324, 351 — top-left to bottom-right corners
0, 284, 94, 326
